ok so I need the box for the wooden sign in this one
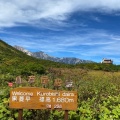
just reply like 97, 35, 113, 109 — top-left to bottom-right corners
54, 78, 62, 87
15, 76, 22, 84
9, 87, 77, 110
28, 76, 35, 83
65, 80, 73, 88
41, 76, 49, 84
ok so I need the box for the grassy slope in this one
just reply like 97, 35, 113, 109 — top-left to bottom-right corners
0, 39, 69, 68
0, 39, 119, 74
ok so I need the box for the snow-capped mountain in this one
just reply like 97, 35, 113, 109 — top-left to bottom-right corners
14, 46, 94, 64
14, 45, 33, 56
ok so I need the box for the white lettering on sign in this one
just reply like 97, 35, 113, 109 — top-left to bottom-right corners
45, 97, 51, 102
56, 97, 74, 103
25, 96, 31, 102
54, 104, 62, 109
46, 104, 51, 108
19, 96, 24, 102
62, 92, 74, 96
12, 95, 31, 102
12, 91, 33, 96
53, 98, 55, 102
37, 91, 60, 96
51, 97, 75, 103
12, 96, 17, 101
39, 97, 45, 102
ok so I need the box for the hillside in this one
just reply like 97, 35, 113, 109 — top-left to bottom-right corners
0, 40, 71, 77
0, 39, 120, 78
0, 40, 70, 67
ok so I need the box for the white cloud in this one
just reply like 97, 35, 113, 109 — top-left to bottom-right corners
1, 0, 120, 64
2, 28, 120, 64
2, 29, 120, 55
0, 0, 120, 27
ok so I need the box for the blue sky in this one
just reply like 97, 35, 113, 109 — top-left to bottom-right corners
1, 0, 120, 64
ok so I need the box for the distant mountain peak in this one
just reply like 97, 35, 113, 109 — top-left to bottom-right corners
14, 45, 94, 64
14, 45, 33, 56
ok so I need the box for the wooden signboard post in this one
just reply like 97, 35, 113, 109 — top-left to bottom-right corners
54, 78, 62, 90
15, 76, 22, 84
40, 76, 49, 88
65, 80, 74, 90
28, 76, 35, 86
9, 87, 77, 120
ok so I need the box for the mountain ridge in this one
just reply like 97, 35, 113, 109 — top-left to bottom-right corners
14, 45, 94, 64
